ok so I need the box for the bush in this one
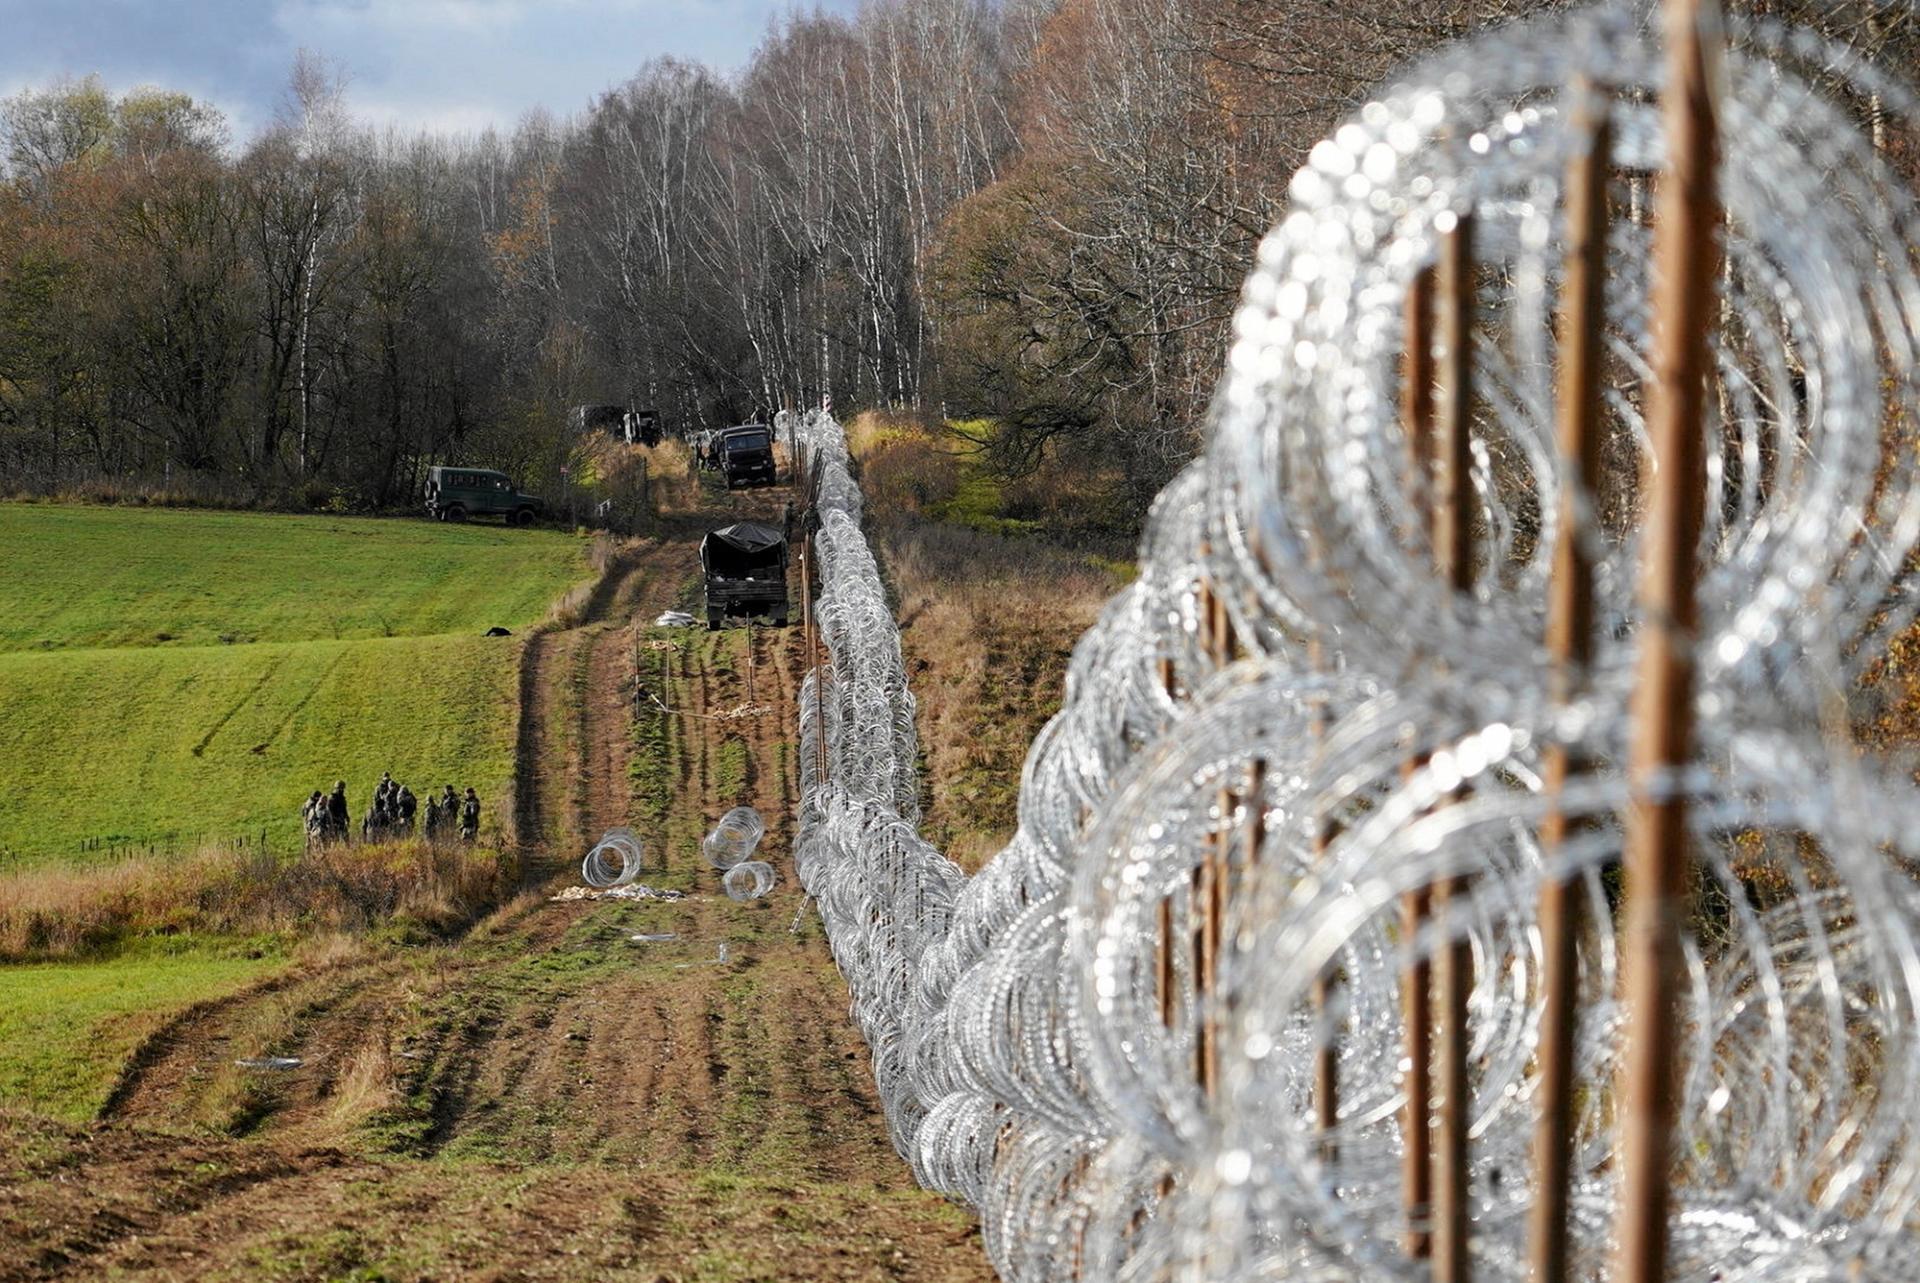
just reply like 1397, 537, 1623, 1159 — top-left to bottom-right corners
859, 434, 959, 515
0, 838, 514, 963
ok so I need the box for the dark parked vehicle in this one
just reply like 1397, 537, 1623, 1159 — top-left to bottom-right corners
701, 521, 789, 629
717, 424, 777, 489
570, 404, 662, 446
424, 467, 546, 526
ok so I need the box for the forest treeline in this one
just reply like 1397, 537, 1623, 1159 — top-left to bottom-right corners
0, 0, 1907, 518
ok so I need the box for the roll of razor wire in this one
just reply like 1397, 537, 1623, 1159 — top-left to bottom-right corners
723, 859, 778, 902
581, 827, 644, 888
783, 3, 1920, 1280
703, 806, 766, 870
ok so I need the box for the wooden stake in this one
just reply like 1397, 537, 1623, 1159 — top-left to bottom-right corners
1158, 655, 1181, 1033
1615, 3, 1719, 1281
1197, 572, 1233, 1096
1433, 214, 1476, 1283
1529, 85, 1610, 1283
1401, 267, 1438, 1261
1307, 636, 1339, 1165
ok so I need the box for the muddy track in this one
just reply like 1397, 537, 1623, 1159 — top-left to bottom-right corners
515, 541, 700, 866
2, 478, 991, 1283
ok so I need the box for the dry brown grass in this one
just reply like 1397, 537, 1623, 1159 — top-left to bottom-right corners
646, 438, 705, 517
856, 417, 1129, 869
543, 533, 625, 628
0, 839, 513, 963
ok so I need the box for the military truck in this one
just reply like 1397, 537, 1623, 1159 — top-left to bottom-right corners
700, 521, 789, 629
716, 424, 777, 489
423, 467, 547, 526
569, 404, 662, 447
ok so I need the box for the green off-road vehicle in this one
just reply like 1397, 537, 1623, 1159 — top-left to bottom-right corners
717, 425, 777, 489
424, 467, 547, 526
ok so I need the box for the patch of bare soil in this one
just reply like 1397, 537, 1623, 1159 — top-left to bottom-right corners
0, 484, 991, 1283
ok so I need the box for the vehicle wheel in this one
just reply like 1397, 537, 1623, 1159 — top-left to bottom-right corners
773, 613, 789, 628
707, 617, 723, 631
444, 506, 467, 523
512, 508, 535, 527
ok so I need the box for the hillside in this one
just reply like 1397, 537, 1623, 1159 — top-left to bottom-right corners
0, 506, 592, 864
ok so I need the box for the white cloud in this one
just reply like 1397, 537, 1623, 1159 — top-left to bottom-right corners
0, 0, 861, 145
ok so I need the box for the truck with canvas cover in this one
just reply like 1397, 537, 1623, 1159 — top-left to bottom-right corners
717, 424, 777, 489
700, 521, 789, 629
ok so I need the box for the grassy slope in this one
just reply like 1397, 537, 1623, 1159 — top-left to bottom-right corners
0, 635, 521, 857
0, 504, 589, 864
849, 412, 1129, 869
0, 505, 584, 1124
0, 939, 283, 1120
0, 505, 584, 651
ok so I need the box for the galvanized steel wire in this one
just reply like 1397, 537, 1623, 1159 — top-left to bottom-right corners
581, 827, 645, 888
786, 4, 1920, 1279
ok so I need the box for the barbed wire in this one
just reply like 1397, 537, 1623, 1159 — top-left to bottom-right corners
784, 3, 1920, 1279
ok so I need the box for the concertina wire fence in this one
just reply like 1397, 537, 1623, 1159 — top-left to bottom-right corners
786, 2, 1920, 1278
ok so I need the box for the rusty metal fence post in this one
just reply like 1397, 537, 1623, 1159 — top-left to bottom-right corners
1432, 213, 1476, 1283
1529, 84, 1611, 1283
1613, 3, 1721, 1281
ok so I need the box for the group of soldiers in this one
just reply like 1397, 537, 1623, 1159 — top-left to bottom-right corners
302, 773, 481, 847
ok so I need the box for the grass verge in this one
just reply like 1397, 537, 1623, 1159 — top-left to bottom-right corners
0, 937, 284, 1121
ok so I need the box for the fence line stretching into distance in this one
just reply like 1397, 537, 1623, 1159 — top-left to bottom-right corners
784, 0, 1920, 1278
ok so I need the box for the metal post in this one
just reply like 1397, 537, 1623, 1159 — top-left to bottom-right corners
1401, 265, 1437, 1262
1615, 4, 1719, 1281
1529, 86, 1610, 1283
1158, 655, 1181, 1033
1433, 215, 1476, 1283
1308, 635, 1339, 1165
1197, 571, 1233, 1096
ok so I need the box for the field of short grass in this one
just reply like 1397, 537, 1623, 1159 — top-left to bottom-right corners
0, 634, 522, 860
0, 505, 592, 864
0, 505, 586, 653
0, 937, 285, 1120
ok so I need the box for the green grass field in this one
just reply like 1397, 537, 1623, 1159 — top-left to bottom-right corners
0, 505, 592, 864
0, 937, 284, 1120
0, 506, 585, 652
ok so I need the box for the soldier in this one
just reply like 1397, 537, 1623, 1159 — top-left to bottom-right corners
302, 791, 326, 848
328, 780, 350, 841
461, 787, 480, 842
423, 792, 443, 841
441, 784, 459, 823
397, 785, 417, 835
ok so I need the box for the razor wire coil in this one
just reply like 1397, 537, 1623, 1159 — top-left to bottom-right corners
784, 3, 1920, 1278
582, 827, 645, 888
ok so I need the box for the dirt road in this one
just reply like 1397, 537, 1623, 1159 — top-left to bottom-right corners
0, 486, 992, 1283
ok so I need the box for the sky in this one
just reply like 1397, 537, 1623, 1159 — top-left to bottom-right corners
0, 0, 858, 143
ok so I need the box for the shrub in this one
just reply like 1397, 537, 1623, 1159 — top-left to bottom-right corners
0, 838, 514, 963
